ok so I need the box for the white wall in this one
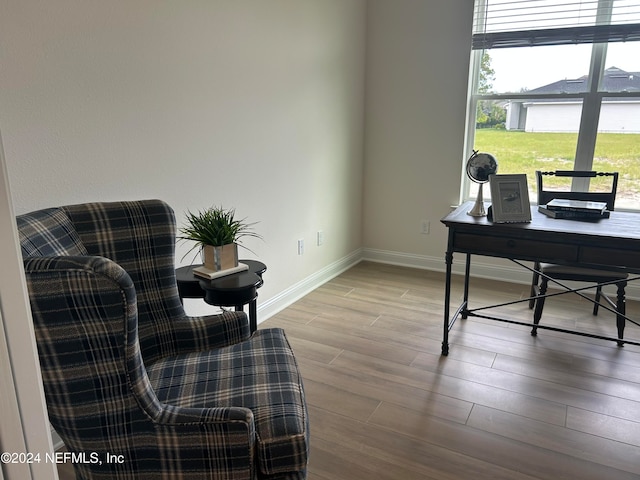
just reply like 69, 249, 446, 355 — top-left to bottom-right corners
0, 0, 482, 338
0, 0, 366, 317
0, 0, 483, 459
600, 102, 640, 133
363, 0, 474, 265
525, 102, 583, 133
525, 101, 640, 134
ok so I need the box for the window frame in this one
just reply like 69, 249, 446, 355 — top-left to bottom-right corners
464, 0, 640, 204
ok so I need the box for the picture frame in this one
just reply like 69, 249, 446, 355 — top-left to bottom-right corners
488, 173, 532, 223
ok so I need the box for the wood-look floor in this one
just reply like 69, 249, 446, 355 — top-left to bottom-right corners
58, 261, 640, 479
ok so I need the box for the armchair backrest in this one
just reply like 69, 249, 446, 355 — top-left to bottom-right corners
62, 200, 187, 363
536, 170, 619, 211
18, 199, 187, 364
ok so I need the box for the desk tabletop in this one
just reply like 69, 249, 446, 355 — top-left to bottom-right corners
442, 201, 640, 242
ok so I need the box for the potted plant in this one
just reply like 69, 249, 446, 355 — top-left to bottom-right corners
179, 206, 262, 272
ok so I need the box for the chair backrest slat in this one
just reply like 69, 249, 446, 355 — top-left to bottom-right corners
536, 170, 618, 211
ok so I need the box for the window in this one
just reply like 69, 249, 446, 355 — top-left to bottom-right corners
466, 0, 640, 209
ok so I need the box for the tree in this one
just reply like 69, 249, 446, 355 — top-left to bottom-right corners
478, 51, 495, 94
476, 51, 505, 128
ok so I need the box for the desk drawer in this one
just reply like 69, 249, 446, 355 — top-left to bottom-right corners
455, 233, 578, 262
581, 247, 640, 271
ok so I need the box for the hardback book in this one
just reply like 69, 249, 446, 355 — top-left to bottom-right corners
193, 262, 249, 280
546, 198, 608, 213
538, 205, 610, 219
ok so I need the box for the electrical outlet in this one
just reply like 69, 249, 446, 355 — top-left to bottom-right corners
421, 220, 430, 235
317, 230, 324, 246
297, 239, 304, 255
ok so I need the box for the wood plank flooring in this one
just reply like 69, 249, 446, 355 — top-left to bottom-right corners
270, 261, 640, 480
58, 261, 640, 479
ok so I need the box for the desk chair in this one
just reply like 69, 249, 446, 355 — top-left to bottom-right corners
529, 171, 628, 345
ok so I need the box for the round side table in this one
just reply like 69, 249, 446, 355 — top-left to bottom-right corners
175, 260, 266, 333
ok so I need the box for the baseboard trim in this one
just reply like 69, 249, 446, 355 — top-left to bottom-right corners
257, 246, 640, 302
361, 247, 640, 301
362, 248, 446, 273
257, 248, 364, 323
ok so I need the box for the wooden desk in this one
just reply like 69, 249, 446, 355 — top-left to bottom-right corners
441, 202, 640, 355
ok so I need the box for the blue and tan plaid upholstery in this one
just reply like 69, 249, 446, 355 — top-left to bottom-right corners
18, 199, 308, 479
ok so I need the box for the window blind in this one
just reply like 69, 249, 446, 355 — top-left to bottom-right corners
472, 0, 640, 49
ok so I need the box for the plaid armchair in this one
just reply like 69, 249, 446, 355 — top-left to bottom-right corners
17, 199, 308, 479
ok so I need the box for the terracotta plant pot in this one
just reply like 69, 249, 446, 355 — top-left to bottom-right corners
203, 243, 239, 271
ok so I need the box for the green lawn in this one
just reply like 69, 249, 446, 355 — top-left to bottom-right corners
474, 130, 640, 206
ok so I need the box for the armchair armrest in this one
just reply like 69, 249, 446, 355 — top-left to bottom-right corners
150, 405, 257, 477
25, 255, 251, 361
23, 255, 135, 304
171, 310, 252, 355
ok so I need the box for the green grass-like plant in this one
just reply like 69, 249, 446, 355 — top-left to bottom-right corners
179, 206, 262, 259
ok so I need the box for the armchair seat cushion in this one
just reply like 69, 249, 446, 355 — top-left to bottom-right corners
146, 328, 308, 476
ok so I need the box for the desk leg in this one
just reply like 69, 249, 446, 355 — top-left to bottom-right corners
462, 254, 471, 319
616, 281, 627, 346
442, 249, 453, 356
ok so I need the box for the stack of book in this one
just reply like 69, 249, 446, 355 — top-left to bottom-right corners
193, 262, 249, 280
538, 198, 610, 219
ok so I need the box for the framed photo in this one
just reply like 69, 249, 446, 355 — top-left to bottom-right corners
488, 174, 532, 223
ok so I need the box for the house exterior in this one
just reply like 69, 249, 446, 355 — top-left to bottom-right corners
506, 67, 640, 133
